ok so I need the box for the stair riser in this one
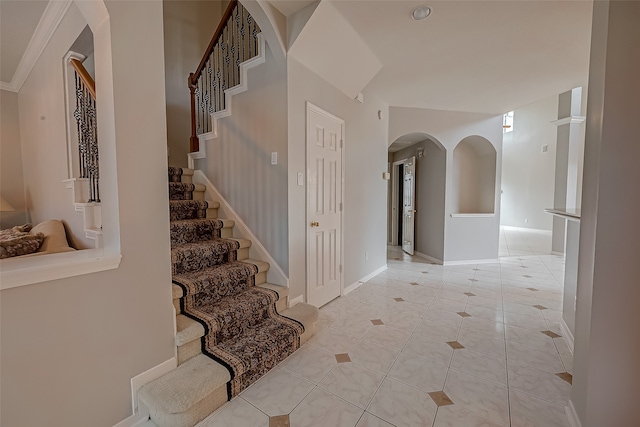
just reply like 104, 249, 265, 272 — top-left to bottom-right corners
255, 271, 267, 285
173, 298, 181, 315
220, 226, 232, 238
237, 247, 249, 260
193, 191, 205, 201
147, 384, 226, 427
178, 339, 201, 365
207, 208, 218, 218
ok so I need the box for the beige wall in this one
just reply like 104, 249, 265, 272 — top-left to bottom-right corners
288, 57, 389, 301
0, 89, 27, 227
163, 0, 223, 168
501, 95, 558, 230
195, 43, 290, 273
0, 1, 175, 426
573, 1, 640, 425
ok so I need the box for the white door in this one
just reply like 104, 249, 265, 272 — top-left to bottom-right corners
402, 157, 416, 255
307, 103, 343, 307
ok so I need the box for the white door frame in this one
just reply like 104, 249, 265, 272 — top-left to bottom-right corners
390, 159, 407, 246
306, 102, 345, 305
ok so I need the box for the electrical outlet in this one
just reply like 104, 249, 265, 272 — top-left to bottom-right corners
365, 251, 368, 261
297, 172, 304, 186
524, 219, 528, 223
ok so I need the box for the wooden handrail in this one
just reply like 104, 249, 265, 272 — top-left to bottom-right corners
189, 0, 238, 87
69, 58, 96, 99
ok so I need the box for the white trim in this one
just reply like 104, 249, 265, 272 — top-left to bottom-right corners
443, 258, 500, 266
390, 159, 407, 246
0, 0, 73, 92
551, 116, 586, 126
551, 250, 565, 257
344, 265, 388, 295
565, 401, 582, 427
63, 51, 86, 179
450, 213, 495, 218
187, 34, 266, 167
289, 295, 304, 308
560, 318, 575, 354
112, 413, 150, 427
413, 251, 443, 265
0, 249, 121, 290
192, 170, 288, 286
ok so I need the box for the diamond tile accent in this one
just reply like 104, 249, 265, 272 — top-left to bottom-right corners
526, 287, 539, 292
473, 268, 480, 271
335, 353, 352, 363
371, 319, 384, 326
446, 341, 465, 350
556, 372, 573, 385
523, 275, 533, 278
469, 279, 479, 282
464, 292, 476, 297
270, 414, 290, 427
520, 266, 528, 268
428, 390, 454, 407
422, 271, 430, 274
541, 330, 562, 339
394, 297, 405, 302
410, 282, 420, 286
456, 312, 472, 318
533, 304, 548, 310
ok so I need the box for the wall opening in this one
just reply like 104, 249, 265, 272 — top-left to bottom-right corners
453, 136, 497, 214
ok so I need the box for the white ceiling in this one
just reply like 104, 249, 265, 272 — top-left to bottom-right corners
2, 0, 593, 120
0, 0, 48, 83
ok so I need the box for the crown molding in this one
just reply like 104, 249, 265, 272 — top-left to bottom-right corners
0, 0, 73, 93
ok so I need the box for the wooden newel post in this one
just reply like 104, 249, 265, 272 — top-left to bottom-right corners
188, 72, 199, 153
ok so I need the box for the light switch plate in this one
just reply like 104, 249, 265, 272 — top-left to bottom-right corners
297, 172, 304, 186
271, 152, 277, 165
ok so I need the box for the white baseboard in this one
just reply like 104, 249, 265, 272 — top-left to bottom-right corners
501, 225, 552, 234
289, 294, 304, 308
443, 258, 500, 266
193, 170, 288, 287
131, 357, 177, 415
560, 318, 575, 354
344, 265, 388, 295
551, 250, 565, 257
565, 401, 582, 427
113, 357, 177, 427
413, 251, 443, 265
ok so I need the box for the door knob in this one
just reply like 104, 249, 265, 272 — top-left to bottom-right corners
310, 221, 320, 227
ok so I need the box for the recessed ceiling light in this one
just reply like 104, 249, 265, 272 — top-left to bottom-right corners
411, 5, 432, 21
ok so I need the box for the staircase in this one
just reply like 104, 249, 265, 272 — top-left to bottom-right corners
138, 167, 318, 427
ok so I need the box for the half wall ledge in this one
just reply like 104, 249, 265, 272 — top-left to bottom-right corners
450, 213, 495, 218
0, 249, 121, 290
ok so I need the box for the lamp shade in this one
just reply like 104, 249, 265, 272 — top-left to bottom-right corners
0, 197, 16, 212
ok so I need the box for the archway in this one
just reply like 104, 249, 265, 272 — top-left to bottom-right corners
452, 135, 497, 214
388, 133, 447, 262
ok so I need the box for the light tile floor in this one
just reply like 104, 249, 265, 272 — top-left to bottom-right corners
199, 233, 571, 427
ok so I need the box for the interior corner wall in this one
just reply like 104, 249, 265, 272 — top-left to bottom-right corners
0, 90, 27, 227
500, 95, 558, 231
389, 107, 503, 263
163, 0, 223, 168
194, 43, 290, 273
287, 58, 388, 302
391, 140, 446, 262
572, 1, 640, 425
1, 2, 176, 426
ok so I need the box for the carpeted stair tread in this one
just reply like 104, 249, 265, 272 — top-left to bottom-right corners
169, 200, 209, 221
168, 167, 194, 183
189, 287, 282, 345
173, 261, 259, 303
138, 354, 230, 414
173, 280, 282, 301
240, 259, 270, 273
171, 239, 240, 274
169, 182, 195, 200
214, 315, 304, 394
169, 218, 229, 246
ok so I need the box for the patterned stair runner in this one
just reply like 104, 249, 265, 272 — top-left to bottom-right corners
167, 167, 303, 398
